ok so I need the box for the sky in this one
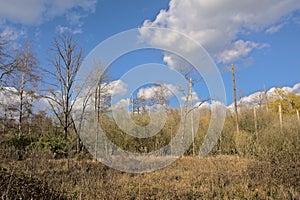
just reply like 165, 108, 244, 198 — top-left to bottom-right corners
0, 0, 300, 106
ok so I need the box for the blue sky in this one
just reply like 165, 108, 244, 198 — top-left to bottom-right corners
0, 0, 300, 106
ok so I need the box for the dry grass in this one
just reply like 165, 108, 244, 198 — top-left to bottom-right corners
1, 155, 299, 199
0, 108, 299, 199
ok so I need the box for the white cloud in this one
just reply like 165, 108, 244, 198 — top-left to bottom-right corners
273, 83, 300, 96
227, 82, 300, 109
137, 84, 180, 100
0, 87, 50, 116
0, 0, 45, 25
180, 91, 199, 103
140, 0, 300, 65
107, 80, 128, 96
218, 40, 269, 63
163, 53, 193, 72
72, 80, 128, 114
0, 0, 96, 25
0, 26, 27, 50
0, 87, 18, 105
137, 87, 156, 99
0, 26, 25, 41
56, 25, 82, 35
66, 11, 85, 26
265, 23, 285, 34
111, 98, 129, 110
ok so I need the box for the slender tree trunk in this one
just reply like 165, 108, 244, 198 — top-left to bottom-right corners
253, 107, 258, 136
94, 85, 100, 160
297, 109, 300, 124
64, 88, 69, 139
189, 77, 195, 156
18, 91, 23, 138
131, 98, 134, 115
264, 84, 269, 112
2, 107, 7, 134
231, 64, 239, 134
296, 109, 299, 135
18, 71, 26, 138
279, 103, 283, 134
72, 120, 82, 153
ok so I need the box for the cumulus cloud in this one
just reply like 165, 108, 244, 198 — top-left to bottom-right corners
180, 91, 199, 103
0, 0, 96, 25
218, 40, 269, 63
0, 87, 50, 116
71, 80, 129, 116
111, 98, 130, 110
226, 82, 300, 109
140, 0, 300, 65
108, 80, 128, 96
162, 53, 194, 72
137, 84, 180, 100
270, 83, 300, 96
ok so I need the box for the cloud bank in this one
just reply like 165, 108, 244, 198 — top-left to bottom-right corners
0, 0, 96, 25
140, 0, 300, 66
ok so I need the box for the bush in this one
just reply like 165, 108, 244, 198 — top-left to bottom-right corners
0, 135, 35, 150
28, 135, 68, 158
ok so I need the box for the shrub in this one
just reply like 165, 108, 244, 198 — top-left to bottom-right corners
28, 135, 68, 158
0, 135, 35, 150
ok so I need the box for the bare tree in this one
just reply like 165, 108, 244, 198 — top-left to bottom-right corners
91, 65, 111, 157
0, 35, 16, 86
72, 78, 94, 153
46, 34, 83, 139
73, 63, 111, 153
94, 65, 111, 118
151, 84, 170, 108
12, 41, 40, 138
131, 83, 170, 115
174, 64, 203, 113
0, 35, 15, 134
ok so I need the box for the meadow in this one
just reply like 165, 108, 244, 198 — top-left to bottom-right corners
1, 106, 299, 199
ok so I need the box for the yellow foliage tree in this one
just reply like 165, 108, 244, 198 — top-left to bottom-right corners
268, 88, 300, 114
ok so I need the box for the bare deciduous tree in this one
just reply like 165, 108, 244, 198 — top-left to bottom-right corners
0, 35, 16, 86
94, 65, 111, 118
73, 63, 111, 153
46, 34, 83, 139
12, 41, 40, 138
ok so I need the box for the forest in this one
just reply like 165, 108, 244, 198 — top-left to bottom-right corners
0, 33, 300, 199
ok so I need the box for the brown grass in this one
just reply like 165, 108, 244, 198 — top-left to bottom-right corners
0, 108, 299, 199
1, 155, 299, 199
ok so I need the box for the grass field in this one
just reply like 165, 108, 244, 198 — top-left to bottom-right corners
1, 108, 299, 199
1, 154, 299, 199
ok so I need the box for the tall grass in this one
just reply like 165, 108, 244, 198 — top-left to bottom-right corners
0, 107, 299, 199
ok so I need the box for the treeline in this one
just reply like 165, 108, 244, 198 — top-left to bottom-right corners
0, 100, 299, 162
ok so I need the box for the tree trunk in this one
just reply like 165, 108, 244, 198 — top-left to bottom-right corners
231, 64, 239, 134
189, 77, 195, 156
18, 71, 26, 138
279, 103, 283, 134
264, 84, 269, 112
253, 107, 258, 137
